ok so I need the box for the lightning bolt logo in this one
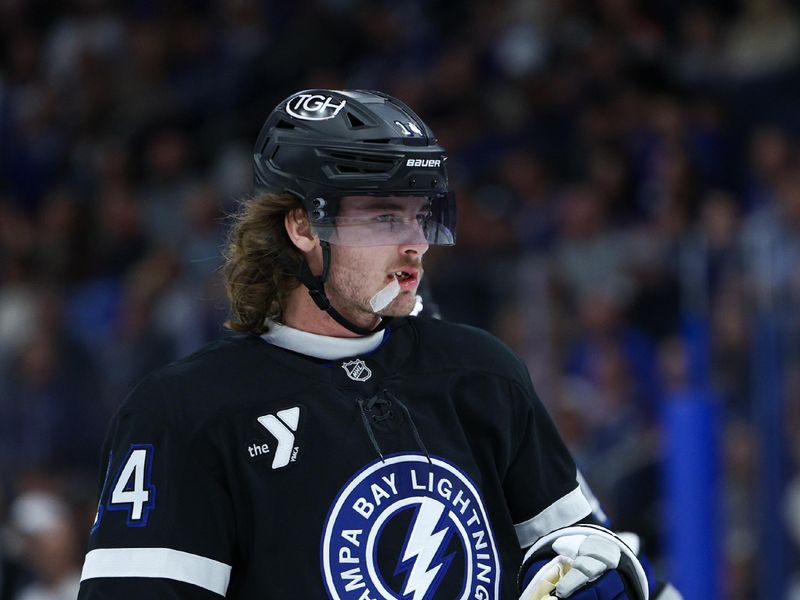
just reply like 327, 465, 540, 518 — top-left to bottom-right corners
395, 497, 456, 600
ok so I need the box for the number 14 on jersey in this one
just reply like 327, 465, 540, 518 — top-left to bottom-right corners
105, 444, 157, 527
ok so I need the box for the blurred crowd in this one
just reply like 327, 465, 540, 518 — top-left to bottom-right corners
1, 0, 800, 598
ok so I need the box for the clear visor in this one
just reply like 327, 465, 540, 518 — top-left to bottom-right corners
309, 192, 456, 247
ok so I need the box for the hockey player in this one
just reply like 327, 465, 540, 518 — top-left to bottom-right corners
78, 90, 679, 599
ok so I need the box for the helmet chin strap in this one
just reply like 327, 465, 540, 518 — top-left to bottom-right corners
295, 241, 390, 337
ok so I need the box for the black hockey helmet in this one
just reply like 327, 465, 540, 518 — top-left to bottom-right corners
253, 89, 456, 247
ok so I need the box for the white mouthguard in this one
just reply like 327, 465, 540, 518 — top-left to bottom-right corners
369, 277, 401, 312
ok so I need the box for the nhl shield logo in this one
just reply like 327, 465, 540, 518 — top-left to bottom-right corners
342, 359, 372, 382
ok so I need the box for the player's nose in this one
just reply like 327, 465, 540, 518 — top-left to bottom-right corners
398, 221, 429, 255
399, 238, 429, 257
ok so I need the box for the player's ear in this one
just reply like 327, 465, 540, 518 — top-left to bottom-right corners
285, 208, 317, 253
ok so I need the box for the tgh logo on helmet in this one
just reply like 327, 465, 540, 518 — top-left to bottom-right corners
286, 93, 347, 121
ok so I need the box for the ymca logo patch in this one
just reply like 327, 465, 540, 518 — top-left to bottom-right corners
249, 406, 301, 469
321, 454, 501, 600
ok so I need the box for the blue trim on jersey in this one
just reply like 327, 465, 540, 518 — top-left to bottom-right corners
91, 450, 114, 533
374, 325, 392, 351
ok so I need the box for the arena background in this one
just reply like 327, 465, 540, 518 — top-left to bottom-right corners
1, 1, 800, 598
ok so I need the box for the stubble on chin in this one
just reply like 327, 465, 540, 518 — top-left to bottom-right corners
378, 291, 417, 317
326, 248, 422, 321
327, 272, 417, 321
325, 264, 379, 322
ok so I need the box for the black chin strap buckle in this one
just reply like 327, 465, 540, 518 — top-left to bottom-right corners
308, 286, 331, 311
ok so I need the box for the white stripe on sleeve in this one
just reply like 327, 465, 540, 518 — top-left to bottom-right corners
81, 547, 232, 596
577, 470, 609, 524
514, 486, 592, 548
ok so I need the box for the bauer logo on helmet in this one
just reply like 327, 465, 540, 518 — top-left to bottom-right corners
406, 159, 442, 168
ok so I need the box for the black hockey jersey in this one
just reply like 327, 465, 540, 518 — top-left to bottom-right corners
78, 317, 591, 599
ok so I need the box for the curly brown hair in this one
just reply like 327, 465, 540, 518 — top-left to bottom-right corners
222, 192, 305, 334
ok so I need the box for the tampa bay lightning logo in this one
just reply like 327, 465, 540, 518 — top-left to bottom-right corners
321, 454, 501, 599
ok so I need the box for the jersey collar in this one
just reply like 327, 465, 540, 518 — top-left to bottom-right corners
261, 320, 387, 360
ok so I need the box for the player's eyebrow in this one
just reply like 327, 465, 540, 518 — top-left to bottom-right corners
356, 201, 432, 211
349, 201, 412, 211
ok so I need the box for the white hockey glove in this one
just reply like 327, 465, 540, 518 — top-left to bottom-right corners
519, 525, 650, 600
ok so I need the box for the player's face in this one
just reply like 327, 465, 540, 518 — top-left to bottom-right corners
324, 197, 430, 324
